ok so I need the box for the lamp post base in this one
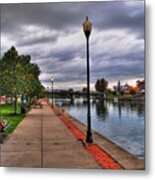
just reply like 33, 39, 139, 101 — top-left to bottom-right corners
86, 131, 93, 143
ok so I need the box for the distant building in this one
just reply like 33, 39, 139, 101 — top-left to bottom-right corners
115, 82, 130, 94
136, 80, 145, 94
121, 84, 131, 94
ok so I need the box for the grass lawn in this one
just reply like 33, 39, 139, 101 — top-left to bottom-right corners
0, 104, 25, 139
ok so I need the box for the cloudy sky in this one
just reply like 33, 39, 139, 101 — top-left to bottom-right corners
1, 0, 144, 90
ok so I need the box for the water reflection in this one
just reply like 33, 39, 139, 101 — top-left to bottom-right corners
111, 101, 144, 119
55, 99, 145, 159
95, 100, 108, 120
95, 100, 144, 121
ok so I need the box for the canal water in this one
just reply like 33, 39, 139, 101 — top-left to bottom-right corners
54, 99, 145, 159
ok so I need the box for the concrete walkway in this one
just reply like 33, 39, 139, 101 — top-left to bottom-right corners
0, 102, 101, 169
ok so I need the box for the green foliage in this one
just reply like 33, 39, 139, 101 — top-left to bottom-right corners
0, 104, 24, 137
0, 46, 45, 113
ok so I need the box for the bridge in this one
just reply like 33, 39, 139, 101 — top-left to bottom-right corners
46, 90, 104, 101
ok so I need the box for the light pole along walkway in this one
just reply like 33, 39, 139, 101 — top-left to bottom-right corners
0, 101, 101, 169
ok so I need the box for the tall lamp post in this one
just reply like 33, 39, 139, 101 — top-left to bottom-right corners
51, 78, 54, 108
83, 16, 93, 143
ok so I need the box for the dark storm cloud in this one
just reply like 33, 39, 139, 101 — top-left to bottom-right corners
1, 2, 82, 34
91, 59, 144, 80
1, 1, 145, 89
40, 57, 86, 79
17, 34, 58, 46
1, 1, 144, 36
93, 1, 144, 38
41, 45, 85, 62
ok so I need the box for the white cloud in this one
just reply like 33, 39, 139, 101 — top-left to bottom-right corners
91, 28, 144, 59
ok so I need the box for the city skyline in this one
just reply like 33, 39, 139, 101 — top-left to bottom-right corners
1, 1, 145, 90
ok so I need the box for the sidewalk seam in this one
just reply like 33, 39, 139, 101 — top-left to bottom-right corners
41, 109, 43, 168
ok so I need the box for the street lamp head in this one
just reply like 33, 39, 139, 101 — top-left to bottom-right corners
51, 78, 54, 83
82, 16, 92, 38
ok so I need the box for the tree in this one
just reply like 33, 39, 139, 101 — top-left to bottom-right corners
95, 78, 108, 99
95, 78, 108, 93
0, 46, 44, 114
129, 88, 136, 95
82, 87, 87, 92
0, 47, 20, 113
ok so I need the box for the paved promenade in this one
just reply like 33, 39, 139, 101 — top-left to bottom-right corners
0, 101, 144, 169
0, 102, 101, 168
